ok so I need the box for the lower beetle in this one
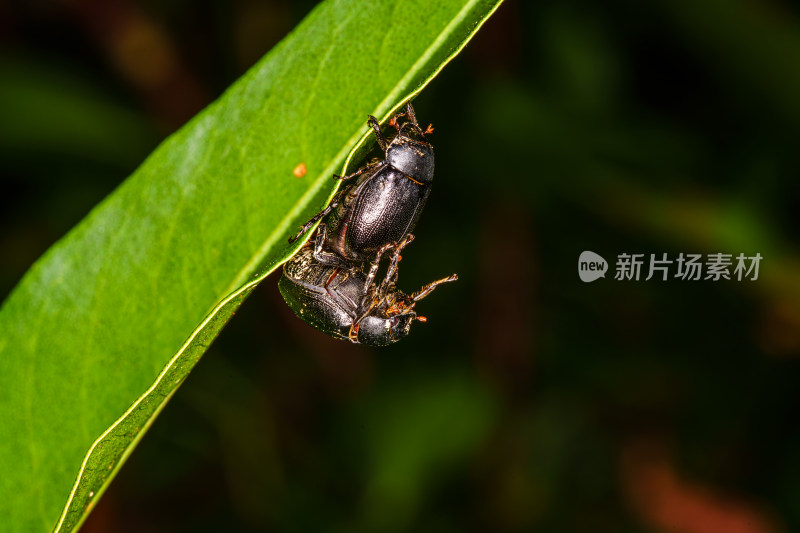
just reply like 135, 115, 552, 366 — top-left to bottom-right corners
279, 234, 457, 346
289, 102, 435, 265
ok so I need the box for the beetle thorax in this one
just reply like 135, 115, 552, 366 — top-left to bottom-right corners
386, 137, 434, 184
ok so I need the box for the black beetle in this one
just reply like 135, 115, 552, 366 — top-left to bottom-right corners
279, 234, 456, 346
289, 102, 435, 265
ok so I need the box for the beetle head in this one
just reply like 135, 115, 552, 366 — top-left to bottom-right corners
356, 312, 417, 346
386, 129, 434, 184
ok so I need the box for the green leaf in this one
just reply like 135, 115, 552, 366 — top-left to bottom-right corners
0, 0, 503, 531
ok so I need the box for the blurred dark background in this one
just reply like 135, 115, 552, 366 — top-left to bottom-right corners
3, 0, 800, 531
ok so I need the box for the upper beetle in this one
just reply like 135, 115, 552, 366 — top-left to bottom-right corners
289, 102, 435, 265
279, 234, 456, 346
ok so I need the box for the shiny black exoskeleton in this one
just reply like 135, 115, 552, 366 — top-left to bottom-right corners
289, 102, 434, 265
279, 234, 456, 346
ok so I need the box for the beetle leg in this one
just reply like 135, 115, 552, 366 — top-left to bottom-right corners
324, 267, 350, 292
288, 190, 345, 243
311, 224, 351, 268
349, 299, 379, 343
397, 103, 431, 138
334, 159, 383, 181
347, 323, 359, 343
405, 102, 419, 128
367, 115, 388, 152
378, 234, 415, 296
410, 274, 458, 302
364, 242, 397, 293
388, 109, 407, 132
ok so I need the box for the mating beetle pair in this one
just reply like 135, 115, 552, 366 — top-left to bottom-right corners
279, 234, 456, 346
280, 102, 456, 346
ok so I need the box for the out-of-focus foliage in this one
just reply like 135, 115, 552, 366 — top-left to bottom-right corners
1, 0, 799, 532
